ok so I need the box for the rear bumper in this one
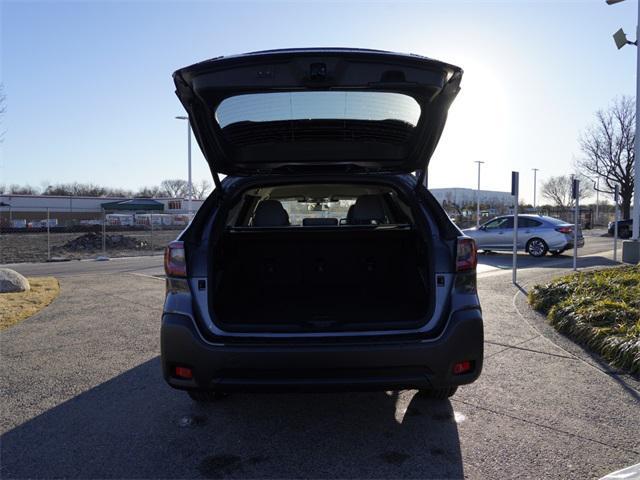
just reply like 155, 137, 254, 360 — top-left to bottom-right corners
160, 309, 483, 392
563, 238, 585, 249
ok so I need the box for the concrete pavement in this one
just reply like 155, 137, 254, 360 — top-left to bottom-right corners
0, 237, 638, 479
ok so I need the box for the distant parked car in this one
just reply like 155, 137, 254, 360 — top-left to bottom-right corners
608, 219, 633, 239
462, 215, 584, 257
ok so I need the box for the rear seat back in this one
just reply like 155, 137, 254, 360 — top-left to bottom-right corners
252, 200, 290, 227
348, 195, 387, 225
217, 229, 422, 300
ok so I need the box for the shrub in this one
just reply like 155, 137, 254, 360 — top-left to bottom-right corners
528, 266, 640, 374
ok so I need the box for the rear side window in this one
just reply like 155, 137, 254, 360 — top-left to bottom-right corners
485, 217, 511, 229
541, 216, 569, 226
519, 218, 542, 228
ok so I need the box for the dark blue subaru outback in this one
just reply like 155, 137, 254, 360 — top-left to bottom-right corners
161, 48, 483, 402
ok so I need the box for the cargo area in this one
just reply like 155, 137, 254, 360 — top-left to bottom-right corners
208, 183, 433, 333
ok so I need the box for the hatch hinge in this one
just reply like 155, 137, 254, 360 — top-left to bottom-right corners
212, 171, 223, 192
416, 168, 428, 190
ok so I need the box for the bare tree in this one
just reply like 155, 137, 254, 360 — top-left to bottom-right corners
136, 185, 164, 198
41, 184, 73, 196
104, 187, 134, 198
191, 179, 212, 200
42, 182, 106, 196
38, 182, 131, 197
541, 175, 592, 208
579, 96, 635, 218
8, 184, 38, 195
160, 179, 188, 198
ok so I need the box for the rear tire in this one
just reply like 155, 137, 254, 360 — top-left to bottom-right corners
419, 386, 458, 400
620, 227, 632, 239
526, 238, 548, 257
187, 390, 228, 403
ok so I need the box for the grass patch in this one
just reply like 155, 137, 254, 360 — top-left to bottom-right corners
528, 265, 640, 374
0, 277, 60, 331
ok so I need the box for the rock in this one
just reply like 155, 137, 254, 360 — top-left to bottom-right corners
0, 268, 31, 293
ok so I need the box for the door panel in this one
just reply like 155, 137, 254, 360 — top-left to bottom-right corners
517, 218, 542, 249
481, 218, 510, 248
495, 217, 514, 248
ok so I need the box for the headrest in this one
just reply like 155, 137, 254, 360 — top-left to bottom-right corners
349, 195, 387, 225
253, 200, 290, 227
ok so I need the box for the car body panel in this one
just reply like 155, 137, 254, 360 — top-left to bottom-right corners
161, 173, 483, 392
176, 173, 467, 340
608, 219, 633, 237
463, 215, 584, 253
162, 49, 482, 393
161, 308, 483, 392
173, 48, 462, 176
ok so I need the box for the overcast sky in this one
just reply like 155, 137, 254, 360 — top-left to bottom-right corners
0, 0, 637, 203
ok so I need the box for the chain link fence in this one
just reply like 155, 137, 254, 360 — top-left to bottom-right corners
443, 205, 605, 231
0, 207, 192, 264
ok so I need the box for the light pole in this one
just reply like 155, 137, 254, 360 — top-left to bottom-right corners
175, 115, 193, 215
474, 161, 485, 228
532, 168, 539, 211
607, 0, 640, 263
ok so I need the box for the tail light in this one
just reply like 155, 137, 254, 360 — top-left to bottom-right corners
555, 226, 573, 234
453, 360, 473, 375
456, 237, 478, 272
164, 241, 186, 277
173, 366, 193, 379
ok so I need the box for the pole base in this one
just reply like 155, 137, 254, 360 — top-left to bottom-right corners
621, 240, 640, 264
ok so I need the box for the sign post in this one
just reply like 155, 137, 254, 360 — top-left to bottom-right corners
102, 208, 106, 257
572, 178, 579, 271
46, 207, 51, 262
614, 185, 619, 262
512, 171, 519, 284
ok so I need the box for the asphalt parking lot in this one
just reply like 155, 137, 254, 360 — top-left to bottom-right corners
1, 233, 638, 479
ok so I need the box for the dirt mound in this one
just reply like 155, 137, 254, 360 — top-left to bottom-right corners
55, 232, 149, 251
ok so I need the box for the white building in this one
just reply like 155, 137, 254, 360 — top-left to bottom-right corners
0, 194, 204, 213
0, 194, 205, 227
430, 188, 513, 207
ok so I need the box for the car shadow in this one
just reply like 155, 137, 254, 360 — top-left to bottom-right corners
478, 252, 620, 270
1, 357, 464, 479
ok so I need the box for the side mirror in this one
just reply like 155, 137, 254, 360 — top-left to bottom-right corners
479, 225, 486, 231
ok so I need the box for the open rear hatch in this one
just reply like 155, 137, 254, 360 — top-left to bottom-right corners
173, 48, 462, 181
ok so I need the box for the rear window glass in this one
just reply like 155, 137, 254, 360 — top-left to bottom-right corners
215, 91, 421, 129
280, 199, 355, 225
540, 216, 567, 225
227, 183, 414, 227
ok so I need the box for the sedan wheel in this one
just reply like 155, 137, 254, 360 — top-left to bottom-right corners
527, 238, 548, 257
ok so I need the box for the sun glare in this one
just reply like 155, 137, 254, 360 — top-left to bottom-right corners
432, 57, 511, 190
